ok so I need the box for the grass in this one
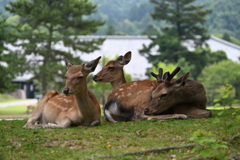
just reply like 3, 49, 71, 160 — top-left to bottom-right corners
0, 109, 239, 160
0, 105, 33, 119
0, 94, 24, 103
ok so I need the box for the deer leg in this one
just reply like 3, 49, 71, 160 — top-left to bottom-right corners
90, 120, 101, 126
42, 116, 72, 128
173, 105, 212, 118
144, 114, 189, 120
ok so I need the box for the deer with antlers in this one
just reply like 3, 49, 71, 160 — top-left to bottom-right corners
23, 57, 102, 129
103, 67, 211, 122
93, 51, 131, 90
144, 67, 211, 118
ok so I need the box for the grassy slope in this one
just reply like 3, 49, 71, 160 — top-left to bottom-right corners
0, 109, 239, 160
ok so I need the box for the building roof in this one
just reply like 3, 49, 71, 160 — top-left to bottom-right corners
12, 35, 240, 81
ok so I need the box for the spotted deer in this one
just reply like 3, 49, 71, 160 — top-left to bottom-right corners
23, 57, 102, 129
144, 67, 212, 118
93, 51, 131, 90
104, 67, 211, 122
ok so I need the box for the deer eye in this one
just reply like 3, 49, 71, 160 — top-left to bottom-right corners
77, 76, 83, 79
161, 94, 167, 98
108, 67, 114, 70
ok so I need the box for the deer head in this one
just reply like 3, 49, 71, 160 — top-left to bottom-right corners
144, 67, 189, 115
93, 51, 131, 83
63, 56, 101, 95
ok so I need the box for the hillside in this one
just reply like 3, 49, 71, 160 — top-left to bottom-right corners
1, 0, 240, 39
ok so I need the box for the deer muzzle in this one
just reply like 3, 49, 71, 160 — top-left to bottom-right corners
93, 75, 101, 82
63, 88, 70, 95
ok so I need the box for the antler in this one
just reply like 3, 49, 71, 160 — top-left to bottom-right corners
165, 67, 181, 83
151, 68, 164, 83
151, 67, 181, 83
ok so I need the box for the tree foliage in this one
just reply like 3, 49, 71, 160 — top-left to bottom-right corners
0, 15, 25, 93
197, 60, 240, 105
140, 0, 227, 80
5, 0, 105, 95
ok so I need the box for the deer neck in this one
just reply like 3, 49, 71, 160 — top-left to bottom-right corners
111, 70, 127, 89
73, 82, 94, 118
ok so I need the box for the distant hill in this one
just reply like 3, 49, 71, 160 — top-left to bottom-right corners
1, 0, 240, 39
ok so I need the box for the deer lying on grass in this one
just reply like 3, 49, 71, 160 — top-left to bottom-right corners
23, 57, 101, 129
144, 67, 212, 118
93, 51, 131, 90
26, 105, 35, 113
104, 67, 211, 122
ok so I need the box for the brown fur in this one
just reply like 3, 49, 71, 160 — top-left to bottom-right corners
104, 68, 211, 122
93, 51, 131, 89
23, 57, 101, 129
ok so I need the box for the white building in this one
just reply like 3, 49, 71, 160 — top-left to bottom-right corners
13, 35, 240, 80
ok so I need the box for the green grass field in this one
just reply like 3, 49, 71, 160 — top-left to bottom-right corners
0, 109, 239, 160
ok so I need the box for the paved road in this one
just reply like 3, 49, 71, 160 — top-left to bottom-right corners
0, 99, 38, 108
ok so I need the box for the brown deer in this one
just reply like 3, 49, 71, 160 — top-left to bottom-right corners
26, 105, 36, 113
144, 67, 212, 118
23, 57, 102, 129
93, 51, 131, 90
104, 67, 211, 122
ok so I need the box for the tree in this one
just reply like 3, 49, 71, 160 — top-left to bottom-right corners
106, 25, 115, 35
151, 0, 211, 45
5, 0, 105, 95
141, 23, 159, 35
222, 33, 232, 42
0, 15, 25, 93
197, 60, 240, 105
140, 0, 228, 79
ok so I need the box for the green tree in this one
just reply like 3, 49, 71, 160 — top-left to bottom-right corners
222, 32, 232, 42
141, 23, 159, 35
140, 0, 228, 79
5, 0, 105, 95
150, 0, 211, 46
0, 15, 25, 93
197, 60, 240, 105
106, 25, 115, 35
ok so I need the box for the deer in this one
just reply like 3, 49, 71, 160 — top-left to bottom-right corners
93, 51, 131, 90
26, 105, 36, 113
144, 67, 212, 118
104, 67, 211, 122
23, 57, 102, 129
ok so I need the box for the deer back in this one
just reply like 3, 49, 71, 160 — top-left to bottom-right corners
104, 80, 158, 121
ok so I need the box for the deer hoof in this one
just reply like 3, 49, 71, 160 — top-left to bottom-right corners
178, 115, 189, 119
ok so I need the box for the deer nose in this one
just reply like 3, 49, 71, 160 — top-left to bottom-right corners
144, 108, 149, 115
63, 88, 70, 94
93, 75, 97, 81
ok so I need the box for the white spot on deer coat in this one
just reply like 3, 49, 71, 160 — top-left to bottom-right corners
119, 88, 124, 91
127, 93, 132, 97
137, 91, 143, 95
63, 99, 69, 103
115, 93, 118, 96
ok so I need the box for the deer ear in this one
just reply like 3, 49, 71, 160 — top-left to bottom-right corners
65, 58, 73, 69
175, 72, 189, 87
121, 51, 131, 65
85, 56, 101, 72
116, 55, 123, 61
